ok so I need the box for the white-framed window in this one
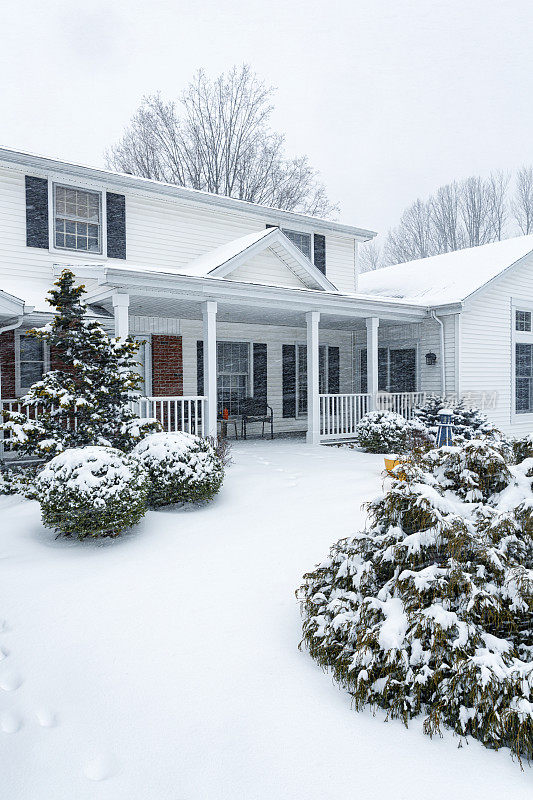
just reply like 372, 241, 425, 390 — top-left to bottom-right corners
217, 341, 250, 416
515, 343, 533, 413
296, 344, 328, 415
282, 229, 312, 261
53, 184, 102, 253
516, 309, 532, 332
15, 332, 49, 396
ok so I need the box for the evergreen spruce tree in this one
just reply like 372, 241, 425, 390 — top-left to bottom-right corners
298, 446, 533, 762
3, 270, 159, 457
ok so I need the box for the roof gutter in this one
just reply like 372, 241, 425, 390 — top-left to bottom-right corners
430, 310, 446, 395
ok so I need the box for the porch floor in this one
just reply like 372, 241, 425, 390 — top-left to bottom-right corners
0, 443, 529, 799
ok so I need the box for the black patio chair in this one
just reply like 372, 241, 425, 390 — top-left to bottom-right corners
240, 397, 274, 440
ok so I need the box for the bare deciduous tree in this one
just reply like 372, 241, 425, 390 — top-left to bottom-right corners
512, 166, 533, 235
106, 65, 338, 218
385, 198, 436, 264
358, 240, 383, 271
429, 182, 465, 253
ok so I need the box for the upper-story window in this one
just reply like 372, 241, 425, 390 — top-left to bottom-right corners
516, 310, 532, 332
282, 229, 312, 261
54, 185, 101, 253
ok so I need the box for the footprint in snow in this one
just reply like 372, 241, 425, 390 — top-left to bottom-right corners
0, 645, 8, 661
0, 670, 23, 691
83, 753, 118, 781
1, 710, 22, 734
35, 707, 57, 728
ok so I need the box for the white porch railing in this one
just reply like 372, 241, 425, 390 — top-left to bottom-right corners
375, 391, 427, 420
319, 391, 426, 441
320, 393, 372, 440
130, 396, 206, 436
0, 396, 206, 457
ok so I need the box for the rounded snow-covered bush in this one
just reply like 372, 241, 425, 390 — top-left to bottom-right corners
118, 416, 163, 451
132, 432, 224, 506
414, 395, 498, 442
37, 446, 149, 538
355, 411, 430, 454
356, 411, 408, 453
298, 442, 533, 762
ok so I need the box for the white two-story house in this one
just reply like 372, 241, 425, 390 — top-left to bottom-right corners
0, 146, 533, 446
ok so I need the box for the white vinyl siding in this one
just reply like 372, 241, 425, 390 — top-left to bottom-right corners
459, 250, 533, 435
0, 164, 357, 297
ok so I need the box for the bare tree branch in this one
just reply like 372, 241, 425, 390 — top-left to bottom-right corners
512, 166, 533, 235
106, 65, 338, 219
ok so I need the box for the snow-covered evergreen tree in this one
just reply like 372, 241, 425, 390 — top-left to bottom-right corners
414, 395, 496, 441
2, 270, 159, 457
298, 444, 533, 762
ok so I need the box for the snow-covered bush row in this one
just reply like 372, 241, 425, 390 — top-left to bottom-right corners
355, 411, 432, 454
0, 466, 39, 500
37, 446, 150, 539
298, 439, 533, 762
414, 395, 497, 442
132, 432, 224, 506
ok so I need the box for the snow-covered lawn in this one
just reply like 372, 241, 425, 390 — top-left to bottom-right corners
0, 440, 531, 799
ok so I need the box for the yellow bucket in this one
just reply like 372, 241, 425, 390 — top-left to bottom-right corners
384, 457, 400, 474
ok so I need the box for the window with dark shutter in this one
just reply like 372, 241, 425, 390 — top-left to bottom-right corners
25, 176, 49, 249
106, 192, 126, 259
282, 344, 296, 418
253, 343, 267, 402
313, 233, 326, 274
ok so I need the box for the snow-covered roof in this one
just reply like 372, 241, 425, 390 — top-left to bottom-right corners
358, 235, 533, 306
181, 227, 337, 291
183, 229, 273, 277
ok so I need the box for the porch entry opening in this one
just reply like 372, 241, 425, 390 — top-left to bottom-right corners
297, 344, 328, 415
360, 347, 417, 393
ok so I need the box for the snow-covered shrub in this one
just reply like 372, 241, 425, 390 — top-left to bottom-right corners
426, 439, 511, 502
118, 417, 163, 451
0, 466, 39, 500
132, 432, 224, 506
355, 411, 408, 453
37, 446, 149, 538
414, 395, 497, 442
298, 441, 533, 762
355, 411, 431, 454
510, 433, 533, 464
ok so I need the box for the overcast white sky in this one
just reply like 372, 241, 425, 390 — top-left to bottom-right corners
1, 0, 533, 238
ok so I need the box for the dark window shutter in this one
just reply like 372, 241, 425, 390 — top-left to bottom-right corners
106, 192, 126, 259
328, 347, 340, 394
197, 340, 204, 396
360, 349, 367, 394
313, 233, 326, 274
25, 176, 49, 249
253, 343, 267, 401
282, 344, 296, 418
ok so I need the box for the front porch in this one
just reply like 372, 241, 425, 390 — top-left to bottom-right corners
0, 262, 440, 455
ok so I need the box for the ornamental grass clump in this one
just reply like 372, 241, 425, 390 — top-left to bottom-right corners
37, 446, 150, 539
298, 441, 533, 763
132, 432, 224, 507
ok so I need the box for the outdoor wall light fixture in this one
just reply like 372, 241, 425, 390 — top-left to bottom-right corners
425, 351, 437, 366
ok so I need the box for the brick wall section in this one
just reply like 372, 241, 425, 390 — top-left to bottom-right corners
151, 335, 183, 396
0, 331, 16, 398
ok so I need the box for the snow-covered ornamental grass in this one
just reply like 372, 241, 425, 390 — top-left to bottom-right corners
298, 438, 533, 763
132, 432, 225, 506
37, 447, 150, 538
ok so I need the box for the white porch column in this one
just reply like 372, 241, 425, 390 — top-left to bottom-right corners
112, 292, 130, 339
366, 316, 379, 410
202, 300, 218, 439
306, 311, 320, 444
